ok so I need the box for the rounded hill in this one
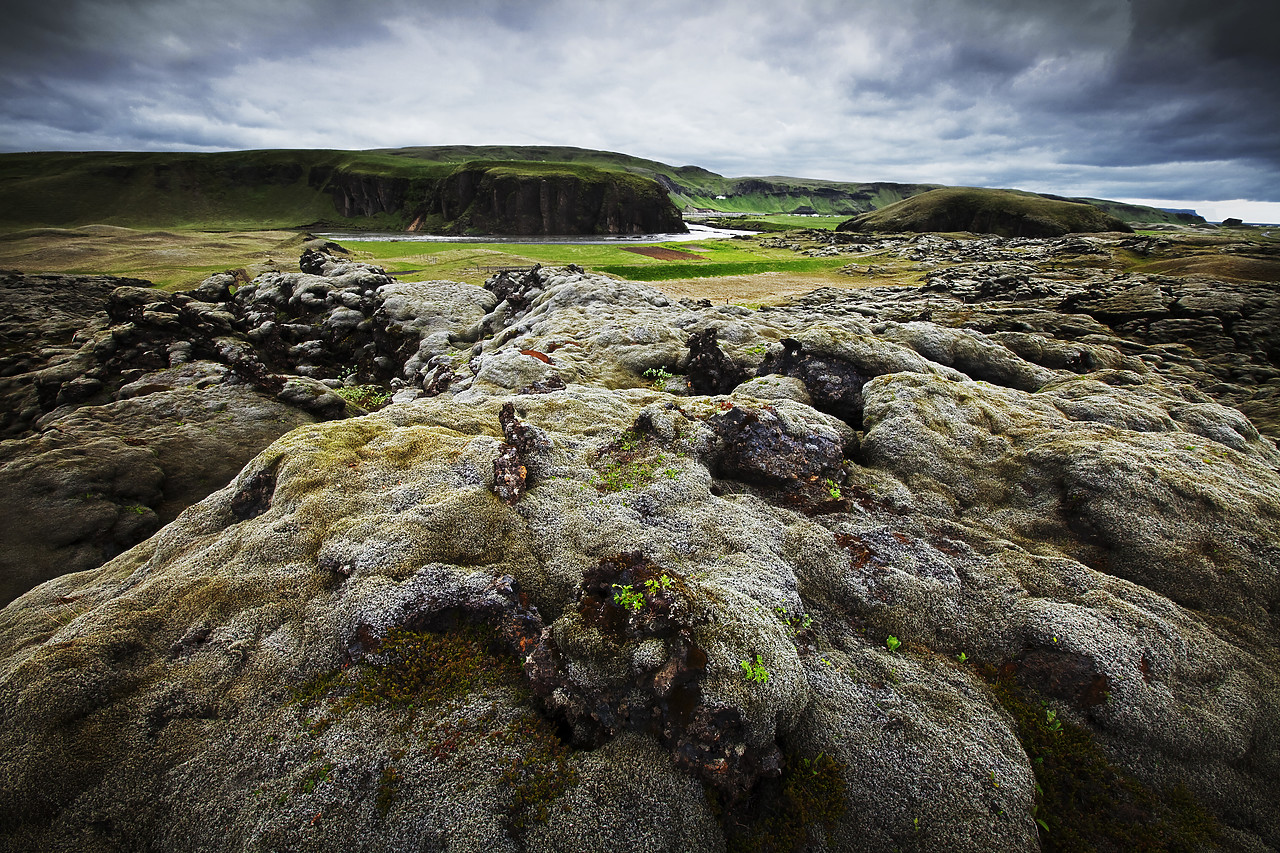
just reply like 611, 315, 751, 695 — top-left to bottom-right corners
836, 187, 1133, 237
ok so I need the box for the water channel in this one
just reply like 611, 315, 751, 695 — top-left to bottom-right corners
316, 222, 755, 245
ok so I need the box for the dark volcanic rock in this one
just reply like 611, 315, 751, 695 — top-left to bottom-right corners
757, 337, 870, 426
0, 368, 316, 606
0, 271, 147, 437
684, 328, 747, 395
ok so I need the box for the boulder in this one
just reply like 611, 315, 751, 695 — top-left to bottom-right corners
0, 367, 316, 605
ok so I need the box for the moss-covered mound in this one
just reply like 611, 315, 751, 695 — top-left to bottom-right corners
837, 187, 1134, 237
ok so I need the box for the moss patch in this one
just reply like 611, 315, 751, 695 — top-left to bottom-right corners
292, 624, 582, 835
334, 384, 393, 411
710, 751, 849, 853
983, 666, 1218, 852
496, 716, 580, 832
593, 428, 681, 493
347, 624, 523, 709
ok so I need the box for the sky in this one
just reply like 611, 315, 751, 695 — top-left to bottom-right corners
2, 0, 1278, 222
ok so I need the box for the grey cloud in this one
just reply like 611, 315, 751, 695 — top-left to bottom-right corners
0, 0, 1276, 206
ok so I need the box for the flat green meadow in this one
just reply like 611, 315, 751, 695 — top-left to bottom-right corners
341, 237, 857, 286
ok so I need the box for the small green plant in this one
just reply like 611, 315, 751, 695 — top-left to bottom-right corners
824, 478, 843, 500
956, 651, 968, 664
1043, 705, 1063, 733
799, 752, 827, 776
617, 429, 644, 452
1034, 803, 1051, 834
741, 655, 770, 684
336, 384, 393, 410
598, 460, 651, 491
643, 574, 673, 595
643, 367, 673, 387
611, 584, 645, 611
775, 606, 815, 638
885, 635, 901, 653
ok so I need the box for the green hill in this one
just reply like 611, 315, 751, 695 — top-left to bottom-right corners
0, 150, 684, 236
0, 146, 1196, 234
836, 187, 1135, 237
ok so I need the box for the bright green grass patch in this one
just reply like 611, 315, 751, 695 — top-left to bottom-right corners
597, 258, 849, 281
339, 237, 826, 283
742, 215, 850, 230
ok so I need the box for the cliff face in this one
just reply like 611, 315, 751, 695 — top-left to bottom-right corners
310, 168, 411, 219
308, 162, 686, 235
429, 164, 686, 235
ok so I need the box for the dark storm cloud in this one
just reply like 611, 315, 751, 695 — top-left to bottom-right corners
0, 0, 409, 149
0, 0, 1276, 210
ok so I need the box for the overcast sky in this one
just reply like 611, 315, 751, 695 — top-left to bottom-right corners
3, 0, 1278, 221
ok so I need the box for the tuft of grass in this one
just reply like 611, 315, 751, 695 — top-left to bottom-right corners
596, 258, 847, 282
593, 428, 680, 493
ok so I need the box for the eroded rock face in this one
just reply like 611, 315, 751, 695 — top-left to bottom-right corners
2, 239, 1280, 851
0, 254, 504, 605
0, 375, 316, 605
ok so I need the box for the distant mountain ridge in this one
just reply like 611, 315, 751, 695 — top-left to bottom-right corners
0, 145, 1202, 234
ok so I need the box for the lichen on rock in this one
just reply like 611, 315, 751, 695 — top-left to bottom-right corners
2, 240, 1279, 851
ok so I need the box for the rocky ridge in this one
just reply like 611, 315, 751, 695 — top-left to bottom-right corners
0, 233, 1278, 852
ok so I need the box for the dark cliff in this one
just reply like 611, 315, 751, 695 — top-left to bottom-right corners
309, 168, 412, 219
417, 162, 686, 236
305, 161, 686, 235
0, 151, 685, 236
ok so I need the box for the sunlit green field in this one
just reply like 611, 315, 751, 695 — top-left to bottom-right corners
342, 237, 856, 285
0, 225, 901, 302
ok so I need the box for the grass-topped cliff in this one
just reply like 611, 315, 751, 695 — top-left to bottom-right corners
0, 150, 684, 236
837, 187, 1135, 237
0, 146, 1198, 235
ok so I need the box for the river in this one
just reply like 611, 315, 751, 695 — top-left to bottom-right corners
315, 222, 755, 245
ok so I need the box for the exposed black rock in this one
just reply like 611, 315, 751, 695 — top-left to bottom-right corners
486, 265, 545, 312
685, 328, 748, 395
229, 468, 277, 522
756, 338, 869, 427
526, 552, 781, 802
